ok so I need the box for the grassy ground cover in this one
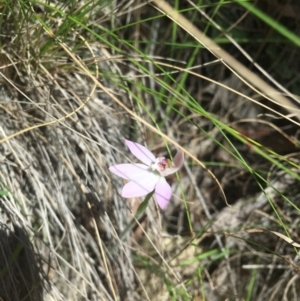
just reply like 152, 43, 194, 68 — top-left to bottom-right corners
0, 0, 300, 300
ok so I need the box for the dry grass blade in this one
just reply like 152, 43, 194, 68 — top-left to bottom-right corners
247, 229, 300, 248
150, 0, 300, 119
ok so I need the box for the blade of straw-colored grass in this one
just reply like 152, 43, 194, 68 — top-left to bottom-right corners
150, 0, 300, 119
187, 0, 300, 106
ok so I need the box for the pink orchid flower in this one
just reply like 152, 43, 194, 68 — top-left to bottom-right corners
109, 139, 184, 209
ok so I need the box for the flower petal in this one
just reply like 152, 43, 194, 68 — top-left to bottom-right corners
109, 163, 150, 180
173, 149, 185, 169
122, 172, 161, 198
154, 178, 172, 209
160, 150, 184, 177
125, 139, 155, 166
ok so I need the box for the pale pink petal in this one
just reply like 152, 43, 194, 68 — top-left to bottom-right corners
173, 149, 184, 169
125, 139, 155, 166
160, 150, 184, 177
154, 178, 172, 209
122, 173, 161, 198
109, 163, 149, 180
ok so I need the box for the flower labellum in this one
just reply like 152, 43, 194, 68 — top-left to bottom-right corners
109, 139, 184, 209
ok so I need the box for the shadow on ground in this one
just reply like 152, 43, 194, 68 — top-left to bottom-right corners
0, 224, 44, 301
